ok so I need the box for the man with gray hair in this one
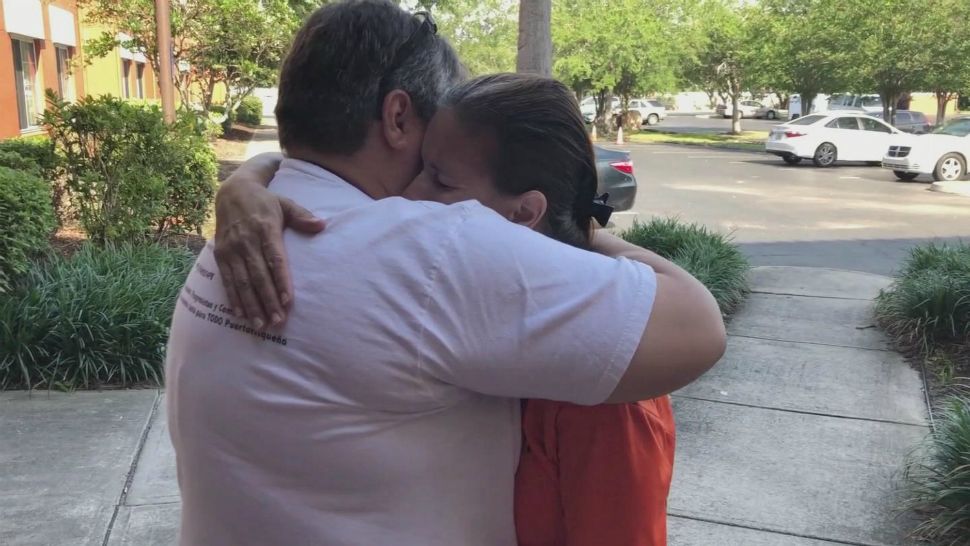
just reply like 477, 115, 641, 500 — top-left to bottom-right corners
166, 1, 724, 544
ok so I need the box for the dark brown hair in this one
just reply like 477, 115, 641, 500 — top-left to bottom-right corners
442, 73, 599, 249
275, 0, 463, 155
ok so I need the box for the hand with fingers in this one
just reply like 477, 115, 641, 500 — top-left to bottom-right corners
213, 153, 325, 329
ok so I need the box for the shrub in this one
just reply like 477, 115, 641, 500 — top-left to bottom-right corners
875, 243, 970, 355
0, 166, 56, 293
43, 92, 217, 244
235, 95, 264, 125
0, 137, 67, 223
621, 217, 750, 314
0, 243, 194, 390
902, 391, 970, 543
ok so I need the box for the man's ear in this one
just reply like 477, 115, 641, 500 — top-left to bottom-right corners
380, 90, 419, 150
508, 190, 548, 230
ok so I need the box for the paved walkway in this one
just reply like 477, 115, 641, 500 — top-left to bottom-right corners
0, 264, 929, 545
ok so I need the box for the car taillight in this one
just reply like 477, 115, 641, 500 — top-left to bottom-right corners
610, 160, 634, 174
784, 131, 806, 138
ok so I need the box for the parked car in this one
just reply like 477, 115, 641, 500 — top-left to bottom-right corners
594, 145, 637, 211
866, 110, 931, 134
617, 99, 667, 126
882, 117, 970, 182
754, 104, 781, 120
580, 97, 619, 123
765, 113, 900, 167
717, 100, 763, 118
828, 93, 883, 114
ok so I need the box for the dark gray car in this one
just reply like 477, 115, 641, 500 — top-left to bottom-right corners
594, 145, 637, 211
867, 110, 932, 134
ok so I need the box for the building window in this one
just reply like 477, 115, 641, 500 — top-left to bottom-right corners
11, 39, 40, 130
55, 45, 73, 101
136, 63, 145, 99
122, 59, 131, 98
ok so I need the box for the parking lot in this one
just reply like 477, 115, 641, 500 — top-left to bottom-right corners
653, 113, 782, 134
618, 143, 970, 275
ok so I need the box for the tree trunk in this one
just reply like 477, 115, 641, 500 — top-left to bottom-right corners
516, 0, 552, 76
594, 89, 611, 135
730, 80, 742, 135
935, 90, 951, 126
798, 91, 817, 119
704, 90, 716, 110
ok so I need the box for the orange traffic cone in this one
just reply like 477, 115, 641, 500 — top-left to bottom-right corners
616, 126, 624, 145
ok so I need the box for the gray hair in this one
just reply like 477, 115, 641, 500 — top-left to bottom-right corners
275, 0, 465, 155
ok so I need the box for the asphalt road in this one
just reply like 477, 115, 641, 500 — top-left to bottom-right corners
615, 142, 970, 275
654, 113, 783, 134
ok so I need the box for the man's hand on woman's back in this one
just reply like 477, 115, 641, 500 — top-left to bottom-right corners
213, 152, 325, 329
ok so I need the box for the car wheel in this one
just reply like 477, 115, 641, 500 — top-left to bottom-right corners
646, 113, 660, 126
933, 153, 966, 181
813, 142, 837, 167
767, 110, 777, 120
894, 171, 919, 181
782, 154, 802, 165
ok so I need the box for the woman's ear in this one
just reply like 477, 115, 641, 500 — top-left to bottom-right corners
508, 190, 547, 229
380, 90, 420, 150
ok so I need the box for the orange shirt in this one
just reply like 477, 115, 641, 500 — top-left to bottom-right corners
515, 397, 676, 546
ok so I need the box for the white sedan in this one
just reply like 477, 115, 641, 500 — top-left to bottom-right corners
882, 117, 970, 182
765, 113, 901, 167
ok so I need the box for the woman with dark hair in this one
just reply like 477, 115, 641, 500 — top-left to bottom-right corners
405, 73, 674, 546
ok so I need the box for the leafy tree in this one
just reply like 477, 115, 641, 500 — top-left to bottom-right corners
434, 0, 517, 75
833, 0, 936, 124
686, 0, 760, 134
553, 0, 682, 132
920, 0, 970, 124
754, 0, 849, 117
82, 0, 297, 117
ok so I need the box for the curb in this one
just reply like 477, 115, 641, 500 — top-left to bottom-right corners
929, 181, 970, 197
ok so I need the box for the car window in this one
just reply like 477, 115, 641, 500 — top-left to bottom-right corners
895, 112, 911, 124
933, 118, 970, 137
826, 117, 860, 130
861, 96, 882, 107
861, 117, 892, 132
912, 112, 927, 123
649, 100, 663, 108
790, 114, 826, 125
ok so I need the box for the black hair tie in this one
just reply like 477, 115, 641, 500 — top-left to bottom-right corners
586, 193, 614, 227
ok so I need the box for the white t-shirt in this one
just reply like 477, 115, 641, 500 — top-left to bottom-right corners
165, 159, 657, 546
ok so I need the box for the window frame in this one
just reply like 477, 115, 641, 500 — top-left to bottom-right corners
826, 117, 861, 130
55, 45, 74, 101
135, 62, 145, 99
860, 117, 892, 133
11, 38, 42, 131
122, 59, 132, 99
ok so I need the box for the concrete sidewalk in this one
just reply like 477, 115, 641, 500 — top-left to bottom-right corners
0, 267, 929, 545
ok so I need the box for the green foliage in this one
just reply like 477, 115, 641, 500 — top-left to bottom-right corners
902, 391, 970, 543
0, 167, 56, 294
0, 137, 67, 222
82, 0, 297, 117
621, 217, 750, 314
553, 0, 684, 128
42, 93, 217, 244
875, 243, 970, 355
435, 0, 516, 75
235, 95, 264, 125
0, 243, 194, 390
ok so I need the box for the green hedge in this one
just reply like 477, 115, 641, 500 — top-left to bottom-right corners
0, 243, 194, 390
0, 166, 56, 293
236, 95, 264, 125
621, 217, 750, 315
903, 391, 970, 543
875, 243, 970, 355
